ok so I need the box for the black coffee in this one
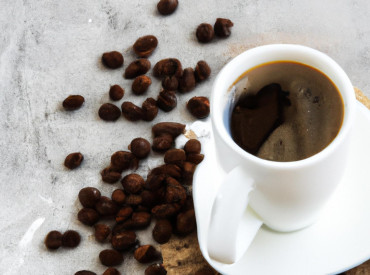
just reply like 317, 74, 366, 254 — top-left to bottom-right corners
230, 61, 344, 162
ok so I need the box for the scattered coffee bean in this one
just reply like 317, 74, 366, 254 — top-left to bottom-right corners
103, 267, 121, 275
214, 18, 234, 38
111, 151, 136, 172
115, 205, 133, 223
134, 245, 161, 263
44, 230, 63, 250
176, 209, 196, 235
164, 149, 186, 165
78, 187, 101, 208
94, 224, 111, 242
121, 101, 143, 121
151, 203, 180, 219
165, 177, 187, 205
62, 230, 81, 248
182, 161, 196, 185
75, 271, 97, 275
111, 189, 126, 205
145, 263, 167, 275
102, 51, 124, 69
186, 153, 204, 164
77, 208, 100, 226
157, 90, 177, 112
101, 167, 121, 184
184, 139, 201, 154
162, 76, 179, 90
63, 95, 85, 111
179, 68, 196, 93
129, 137, 151, 159
153, 58, 182, 78
95, 196, 119, 216
152, 122, 186, 138
142, 97, 158, 121
196, 23, 214, 43
132, 75, 152, 95
124, 59, 151, 79
121, 174, 145, 194
187, 96, 210, 118
64, 152, 84, 170
99, 249, 124, 266
109, 85, 124, 101
111, 231, 137, 251
133, 35, 158, 58
125, 194, 143, 206
98, 103, 121, 121
157, 0, 178, 15
152, 134, 174, 152
152, 219, 172, 244
194, 60, 211, 82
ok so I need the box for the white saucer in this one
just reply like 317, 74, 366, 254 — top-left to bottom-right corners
193, 102, 370, 275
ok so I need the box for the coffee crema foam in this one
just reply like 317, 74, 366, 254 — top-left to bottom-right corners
230, 61, 344, 162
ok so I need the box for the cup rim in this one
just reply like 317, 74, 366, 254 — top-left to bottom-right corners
211, 44, 356, 169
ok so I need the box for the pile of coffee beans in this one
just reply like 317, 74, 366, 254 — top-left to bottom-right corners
44, 230, 81, 250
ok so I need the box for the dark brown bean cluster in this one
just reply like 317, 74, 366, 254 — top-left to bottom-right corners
44, 230, 81, 250
196, 18, 234, 43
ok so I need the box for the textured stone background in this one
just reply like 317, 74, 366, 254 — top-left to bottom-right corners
1, 0, 370, 274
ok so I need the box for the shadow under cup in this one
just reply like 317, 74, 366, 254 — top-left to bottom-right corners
211, 44, 356, 232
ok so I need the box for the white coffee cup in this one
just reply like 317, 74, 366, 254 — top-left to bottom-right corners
207, 44, 356, 264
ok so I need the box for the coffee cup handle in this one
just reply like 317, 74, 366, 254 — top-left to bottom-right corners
207, 165, 263, 264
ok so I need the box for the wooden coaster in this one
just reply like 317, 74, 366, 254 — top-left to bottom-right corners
161, 87, 370, 275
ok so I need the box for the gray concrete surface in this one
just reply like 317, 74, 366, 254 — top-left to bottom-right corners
1, 0, 370, 274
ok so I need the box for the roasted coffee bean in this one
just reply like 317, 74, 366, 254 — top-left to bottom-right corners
119, 212, 151, 230
94, 224, 111, 242
179, 68, 196, 93
109, 85, 124, 101
77, 208, 100, 226
176, 209, 196, 235
121, 174, 144, 194
186, 153, 204, 164
78, 187, 101, 208
165, 177, 186, 205
64, 152, 84, 169
111, 151, 136, 172
145, 263, 167, 275
145, 173, 166, 191
124, 59, 151, 79
151, 203, 180, 219
141, 190, 162, 208
63, 95, 85, 111
133, 35, 158, 58
214, 18, 234, 38
101, 167, 121, 184
164, 149, 186, 165
157, 0, 178, 15
103, 267, 121, 275
182, 161, 196, 185
152, 219, 172, 244
152, 122, 186, 138
162, 76, 178, 91
161, 164, 182, 179
125, 194, 143, 206
157, 90, 177, 112
111, 189, 126, 205
75, 271, 97, 275
132, 75, 152, 95
129, 137, 151, 159
44, 230, 62, 250
62, 230, 81, 248
134, 245, 161, 263
194, 266, 214, 275
153, 58, 182, 78
102, 51, 124, 69
95, 197, 119, 216
99, 103, 121, 121
187, 96, 210, 118
184, 139, 201, 154
111, 231, 137, 251
194, 60, 211, 82
196, 23, 214, 43
142, 97, 158, 121
152, 134, 174, 152
99, 249, 124, 266
121, 101, 143, 121
115, 206, 133, 223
